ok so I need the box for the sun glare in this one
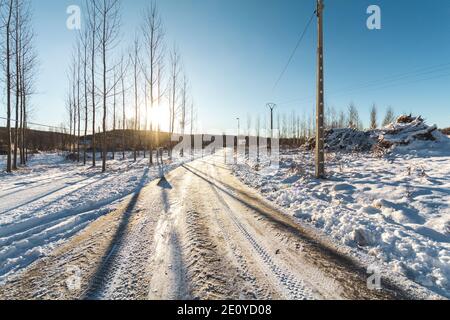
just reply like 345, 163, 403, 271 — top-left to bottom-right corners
150, 104, 170, 131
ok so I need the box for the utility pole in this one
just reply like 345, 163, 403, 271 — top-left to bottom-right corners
315, 0, 325, 179
267, 103, 277, 138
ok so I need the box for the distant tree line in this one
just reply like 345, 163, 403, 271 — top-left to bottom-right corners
243, 104, 398, 148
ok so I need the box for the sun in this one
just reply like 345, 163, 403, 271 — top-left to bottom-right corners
150, 104, 169, 131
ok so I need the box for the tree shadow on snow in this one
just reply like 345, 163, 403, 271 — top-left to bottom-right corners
82, 168, 149, 300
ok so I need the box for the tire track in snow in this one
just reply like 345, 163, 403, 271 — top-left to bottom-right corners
187, 161, 316, 300
211, 209, 272, 300
82, 191, 160, 300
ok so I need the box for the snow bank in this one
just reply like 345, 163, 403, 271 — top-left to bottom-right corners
233, 148, 450, 298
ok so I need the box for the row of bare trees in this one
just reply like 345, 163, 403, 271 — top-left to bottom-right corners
66, 1, 196, 172
1, 0, 37, 172
245, 105, 397, 142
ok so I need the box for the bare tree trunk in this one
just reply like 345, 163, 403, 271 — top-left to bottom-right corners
77, 45, 81, 163
101, 11, 107, 173
21, 45, 26, 164
121, 56, 126, 160
89, 2, 97, 167
95, 0, 120, 172
134, 62, 138, 162
112, 70, 116, 160
143, 82, 147, 159
142, 3, 164, 165
82, 31, 88, 165
5, 0, 13, 173
169, 47, 180, 160
132, 38, 139, 162
19, 86, 23, 164
69, 97, 73, 154
13, 0, 20, 170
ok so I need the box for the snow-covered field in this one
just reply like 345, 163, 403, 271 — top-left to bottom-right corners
233, 139, 450, 298
0, 152, 189, 283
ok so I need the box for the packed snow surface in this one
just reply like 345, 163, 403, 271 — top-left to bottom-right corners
0, 152, 186, 283
233, 136, 450, 298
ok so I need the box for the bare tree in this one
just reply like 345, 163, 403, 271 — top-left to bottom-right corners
111, 65, 118, 160
69, 52, 78, 155
382, 106, 396, 127
130, 36, 140, 162
189, 99, 196, 137
3, 0, 13, 172
255, 115, 261, 161
94, 0, 121, 172
66, 91, 73, 153
85, 0, 98, 167
370, 104, 378, 130
142, 2, 164, 165
337, 110, 346, 129
19, 5, 37, 164
168, 45, 181, 159
347, 103, 362, 129
178, 73, 189, 157
13, 0, 20, 169
246, 114, 252, 137
76, 40, 81, 162
119, 53, 127, 160
328, 106, 338, 129
80, 25, 89, 165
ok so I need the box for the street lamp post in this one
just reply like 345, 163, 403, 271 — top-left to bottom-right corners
266, 103, 277, 139
236, 118, 240, 137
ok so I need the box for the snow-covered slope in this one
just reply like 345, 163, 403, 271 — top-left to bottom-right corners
233, 138, 450, 298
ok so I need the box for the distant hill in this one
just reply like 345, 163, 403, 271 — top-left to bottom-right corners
0, 127, 188, 154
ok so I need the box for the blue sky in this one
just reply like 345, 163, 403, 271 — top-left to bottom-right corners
10, 0, 450, 132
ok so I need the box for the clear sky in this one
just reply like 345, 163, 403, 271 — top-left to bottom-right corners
5, 0, 450, 133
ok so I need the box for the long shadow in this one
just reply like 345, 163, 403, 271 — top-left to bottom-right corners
0, 174, 98, 215
0, 165, 102, 196
181, 163, 415, 300
28, 173, 119, 214
0, 174, 121, 239
157, 176, 172, 190
82, 168, 149, 300
157, 176, 173, 214
0, 173, 72, 196
160, 189, 171, 214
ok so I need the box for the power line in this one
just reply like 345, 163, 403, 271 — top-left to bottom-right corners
0, 116, 66, 131
277, 62, 450, 106
272, 11, 315, 92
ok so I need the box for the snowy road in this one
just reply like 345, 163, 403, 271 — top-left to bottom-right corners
0, 154, 431, 300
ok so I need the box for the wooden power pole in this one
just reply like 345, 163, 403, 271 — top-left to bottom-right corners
315, 0, 325, 178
